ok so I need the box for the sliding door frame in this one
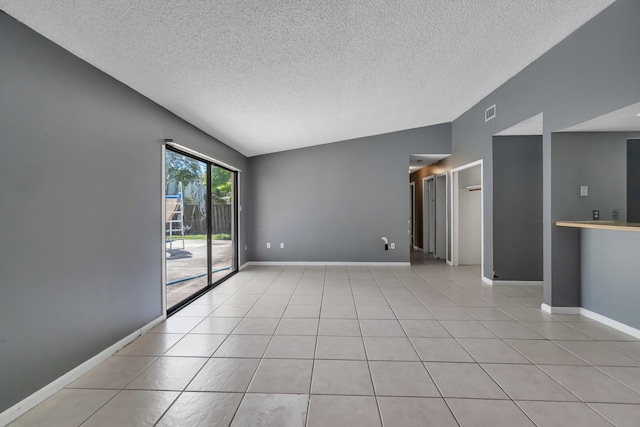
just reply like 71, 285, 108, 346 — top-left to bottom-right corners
164, 144, 239, 315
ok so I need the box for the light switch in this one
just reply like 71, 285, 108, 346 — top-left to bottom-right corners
580, 186, 588, 197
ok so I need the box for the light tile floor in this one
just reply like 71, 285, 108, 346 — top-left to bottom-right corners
9, 257, 640, 426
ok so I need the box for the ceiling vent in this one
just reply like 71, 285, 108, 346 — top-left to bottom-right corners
485, 104, 496, 122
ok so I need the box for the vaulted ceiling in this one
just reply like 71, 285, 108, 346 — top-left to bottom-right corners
0, 1, 615, 156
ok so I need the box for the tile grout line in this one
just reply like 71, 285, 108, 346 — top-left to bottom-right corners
225, 264, 281, 427
305, 265, 325, 427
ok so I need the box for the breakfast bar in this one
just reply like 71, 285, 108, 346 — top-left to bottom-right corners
555, 221, 640, 331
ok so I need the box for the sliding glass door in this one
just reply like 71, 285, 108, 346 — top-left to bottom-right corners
165, 147, 237, 313
210, 165, 236, 283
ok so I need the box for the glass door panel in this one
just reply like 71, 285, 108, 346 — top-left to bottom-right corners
210, 165, 236, 284
165, 150, 209, 311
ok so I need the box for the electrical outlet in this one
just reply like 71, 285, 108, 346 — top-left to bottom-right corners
613, 209, 619, 220
245, 244, 248, 251
280, 243, 284, 249
266, 242, 271, 249
592, 210, 599, 220
390, 243, 396, 249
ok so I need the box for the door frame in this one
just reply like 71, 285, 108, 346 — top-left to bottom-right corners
422, 175, 435, 254
163, 142, 240, 314
410, 182, 416, 248
161, 145, 168, 314
435, 172, 448, 260
450, 160, 485, 280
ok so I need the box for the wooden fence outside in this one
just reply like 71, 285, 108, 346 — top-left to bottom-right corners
183, 204, 232, 235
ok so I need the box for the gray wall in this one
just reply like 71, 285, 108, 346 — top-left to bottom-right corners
628, 140, 640, 222
0, 12, 246, 412
550, 132, 638, 305
247, 124, 452, 262
435, 0, 640, 301
582, 229, 640, 329
552, 132, 634, 222
493, 135, 543, 281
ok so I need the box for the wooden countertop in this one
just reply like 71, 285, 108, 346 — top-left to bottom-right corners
556, 221, 640, 232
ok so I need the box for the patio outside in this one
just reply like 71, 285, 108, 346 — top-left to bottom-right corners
165, 237, 233, 308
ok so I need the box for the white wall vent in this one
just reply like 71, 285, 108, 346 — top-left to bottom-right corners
485, 104, 496, 122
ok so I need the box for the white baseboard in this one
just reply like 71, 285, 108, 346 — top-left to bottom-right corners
245, 261, 411, 267
0, 314, 165, 426
239, 262, 250, 271
446, 260, 453, 266
540, 303, 580, 314
481, 276, 493, 285
579, 308, 640, 339
493, 280, 543, 286
540, 304, 640, 339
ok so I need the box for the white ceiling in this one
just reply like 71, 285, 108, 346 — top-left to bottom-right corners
559, 102, 640, 132
0, 0, 615, 156
495, 113, 543, 136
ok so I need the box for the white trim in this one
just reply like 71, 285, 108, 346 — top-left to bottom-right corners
161, 144, 167, 314
450, 160, 484, 279
540, 305, 640, 339
0, 315, 165, 426
435, 172, 448, 260
450, 169, 457, 266
540, 304, 581, 315
239, 262, 250, 271
493, 280, 543, 286
579, 308, 640, 339
446, 260, 453, 266
236, 171, 242, 273
410, 182, 416, 248
246, 261, 411, 267
166, 142, 242, 172
140, 316, 165, 334
444, 171, 450, 264
482, 276, 493, 285
422, 175, 435, 254
452, 159, 483, 171
412, 245, 423, 252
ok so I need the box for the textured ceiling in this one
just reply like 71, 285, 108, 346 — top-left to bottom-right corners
0, 1, 615, 156
495, 113, 543, 136
560, 102, 640, 132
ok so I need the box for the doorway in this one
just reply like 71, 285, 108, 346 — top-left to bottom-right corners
422, 175, 435, 254
493, 135, 543, 282
435, 173, 447, 259
164, 146, 237, 314
451, 160, 483, 276
410, 182, 416, 248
